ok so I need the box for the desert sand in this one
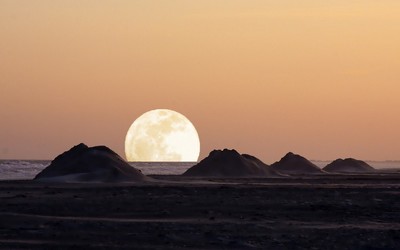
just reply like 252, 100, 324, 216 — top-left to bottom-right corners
3, 147, 400, 249
1, 173, 400, 249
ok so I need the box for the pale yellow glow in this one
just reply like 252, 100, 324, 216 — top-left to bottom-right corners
125, 109, 200, 162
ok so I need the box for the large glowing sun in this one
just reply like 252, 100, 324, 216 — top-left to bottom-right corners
125, 109, 200, 162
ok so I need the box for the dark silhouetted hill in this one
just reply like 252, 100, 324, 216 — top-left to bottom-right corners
183, 149, 281, 177
323, 158, 375, 173
270, 152, 323, 175
34, 143, 149, 182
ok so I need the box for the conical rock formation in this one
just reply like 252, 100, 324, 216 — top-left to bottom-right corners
35, 143, 149, 182
270, 152, 323, 175
183, 149, 281, 177
323, 158, 374, 173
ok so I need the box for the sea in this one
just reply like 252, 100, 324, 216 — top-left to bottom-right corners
1, 160, 400, 180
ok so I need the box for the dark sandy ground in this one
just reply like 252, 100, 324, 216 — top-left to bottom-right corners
1, 174, 400, 249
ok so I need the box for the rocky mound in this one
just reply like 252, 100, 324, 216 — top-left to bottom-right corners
270, 152, 323, 175
323, 158, 375, 173
34, 143, 149, 182
183, 149, 281, 177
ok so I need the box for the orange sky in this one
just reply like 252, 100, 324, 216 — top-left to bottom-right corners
1, 1, 399, 162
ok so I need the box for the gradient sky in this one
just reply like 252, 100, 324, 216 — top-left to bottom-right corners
1, 0, 399, 163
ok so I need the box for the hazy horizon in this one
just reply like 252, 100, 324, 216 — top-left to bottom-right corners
1, 1, 399, 162
2, 156, 400, 164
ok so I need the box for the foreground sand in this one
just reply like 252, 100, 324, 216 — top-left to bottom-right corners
1, 174, 400, 249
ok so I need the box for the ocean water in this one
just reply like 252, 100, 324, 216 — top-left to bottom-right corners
0, 160, 399, 180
